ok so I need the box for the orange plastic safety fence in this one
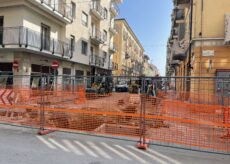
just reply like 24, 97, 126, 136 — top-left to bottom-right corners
0, 88, 229, 154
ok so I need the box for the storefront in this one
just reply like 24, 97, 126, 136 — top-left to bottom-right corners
30, 64, 56, 90
0, 63, 13, 88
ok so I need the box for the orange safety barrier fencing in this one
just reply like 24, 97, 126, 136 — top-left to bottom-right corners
0, 89, 229, 154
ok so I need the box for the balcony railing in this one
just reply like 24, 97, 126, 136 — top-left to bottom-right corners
110, 3, 119, 16
90, 55, 105, 67
90, 28, 104, 45
112, 62, 118, 70
109, 26, 117, 35
90, 1, 104, 20
0, 26, 73, 58
172, 40, 188, 60
175, 9, 185, 24
109, 43, 117, 53
174, 0, 190, 6
32, 0, 73, 23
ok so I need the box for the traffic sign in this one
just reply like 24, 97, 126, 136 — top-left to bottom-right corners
13, 60, 19, 70
51, 61, 59, 70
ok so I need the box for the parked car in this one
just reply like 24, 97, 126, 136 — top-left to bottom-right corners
115, 81, 129, 92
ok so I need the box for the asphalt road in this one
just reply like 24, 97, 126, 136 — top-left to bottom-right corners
0, 124, 229, 164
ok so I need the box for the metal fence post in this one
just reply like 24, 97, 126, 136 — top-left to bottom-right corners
39, 73, 45, 131
137, 76, 148, 149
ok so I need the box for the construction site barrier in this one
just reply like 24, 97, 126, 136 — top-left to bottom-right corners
0, 76, 229, 154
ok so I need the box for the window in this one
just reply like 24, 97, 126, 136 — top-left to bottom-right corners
75, 70, 84, 76
81, 41, 88, 55
63, 68, 71, 75
75, 70, 84, 84
103, 30, 107, 42
41, 23, 50, 51
70, 35, 75, 51
216, 70, 230, 98
104, 8, 108, 19
63, 68, 72, 91
0, 16, 3, 45
71, 2, 76, 19
103, 51, 107, 63
82, 12, 88, 27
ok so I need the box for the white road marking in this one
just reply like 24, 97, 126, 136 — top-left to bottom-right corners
74, 141, 98, 158
148, 148, 182, 164
127, 146, 168, 164
100, 142, 132, 161
87, 141, 112, 159
62, 139, 83, 156
36, 136, 56, 150
115, 145, 149, 164
48, 138, 70, 152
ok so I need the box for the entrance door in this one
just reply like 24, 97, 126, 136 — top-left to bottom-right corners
0, 16, 3, 45
90, 46, 94, 64
216, 70, 230, 97
0, 63, 13, 88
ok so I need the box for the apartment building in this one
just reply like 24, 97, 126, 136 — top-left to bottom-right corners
166, 0, 230, 97
112, 19, 144, 76
0, 0, 122, 88
143, 55, 159, 77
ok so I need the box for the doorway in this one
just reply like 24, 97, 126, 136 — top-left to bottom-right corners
0, 16, 4, 45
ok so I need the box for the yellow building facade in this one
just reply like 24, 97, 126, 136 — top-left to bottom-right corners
166, 0, 230, 104
112, 19, 144, 76
166, 0, 230, 100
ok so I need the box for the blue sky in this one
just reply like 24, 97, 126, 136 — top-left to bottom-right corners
118, 0, 173, 76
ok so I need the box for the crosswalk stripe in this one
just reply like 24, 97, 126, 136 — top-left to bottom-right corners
62, 140, 83, 156
148, 149, 182, 164
115, 145, 149, 164
87, 141, 112, 159
48, 138, 70, 152
100, 142, 132, 161
127, 146, 168, 164
74, 141, 98, 158
36, 136, 56, 150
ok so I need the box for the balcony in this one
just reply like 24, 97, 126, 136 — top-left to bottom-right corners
90, 1, 105, 20
109, 26, 117, 35
174, 0, 190, 8
113, 0, 123, 3
90, 55, 105, 67
110, 62, 118, 71
170, 60, 180, 66
29, 0, 73, 24
172, 40, 187, 60
109, 44, 117, 53
110, 3, 119, 17
0, 26, 73, 59
175, 9, 185, 24
90, 28, 104, 45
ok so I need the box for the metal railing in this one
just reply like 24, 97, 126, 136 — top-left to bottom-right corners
90, 1, 104, 19
40, 0, 73, 21
90, 55, 105, 67
110, 3, 119, 16
0, 26, 73, 58
109, 43, 117, 52
90, 28, 104, 43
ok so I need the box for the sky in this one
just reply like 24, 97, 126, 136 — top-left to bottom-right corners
118, 0, 173, 76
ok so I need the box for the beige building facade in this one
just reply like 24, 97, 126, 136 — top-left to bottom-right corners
0, 0, 123, 88
112, 19, 144, 76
